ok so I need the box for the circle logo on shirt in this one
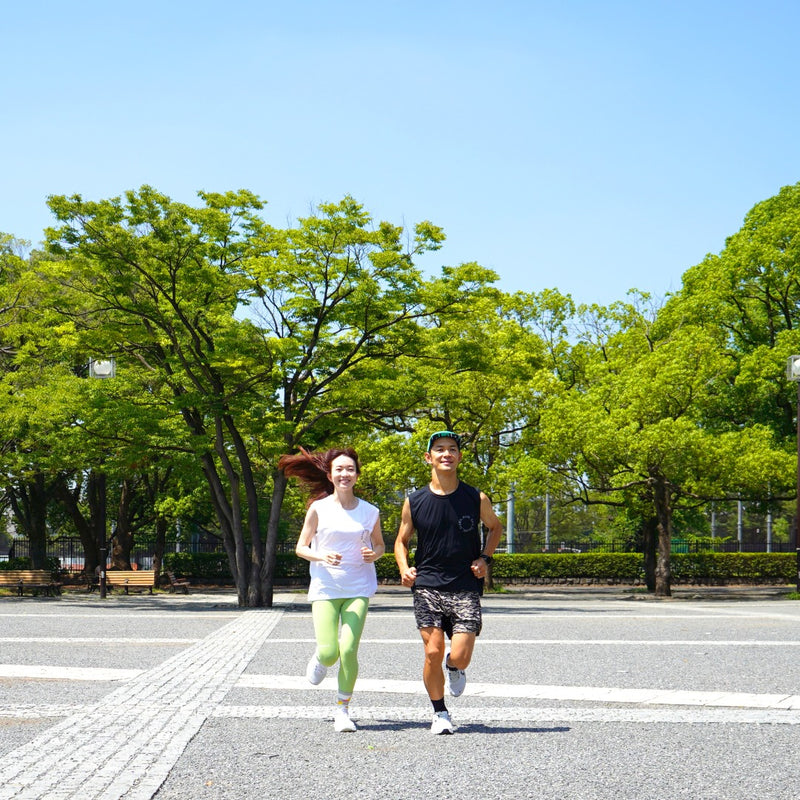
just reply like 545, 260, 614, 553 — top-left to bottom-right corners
458, 515, 476, 532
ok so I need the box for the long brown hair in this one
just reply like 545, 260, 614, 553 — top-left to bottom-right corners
278, 446, 361, 506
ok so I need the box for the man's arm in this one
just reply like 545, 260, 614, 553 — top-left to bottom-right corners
394, 498, 417, 587
479, 491, 504, 556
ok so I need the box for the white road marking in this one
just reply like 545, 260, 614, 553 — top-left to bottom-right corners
0, 664, 142, 681
0, 637, 199, 644
212, 704, 800, 725
266, 637, 800, 646
235, 674, 800, 710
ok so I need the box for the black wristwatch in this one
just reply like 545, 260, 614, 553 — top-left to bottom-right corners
479, 553, 493, 564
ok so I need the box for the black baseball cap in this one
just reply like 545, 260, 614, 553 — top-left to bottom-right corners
427, 430, 462, 451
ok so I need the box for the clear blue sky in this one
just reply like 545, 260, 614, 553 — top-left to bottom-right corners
3, 0, 799, 306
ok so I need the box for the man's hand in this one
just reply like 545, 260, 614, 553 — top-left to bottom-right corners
471, 559, 488, 578
400, 566, 417, 587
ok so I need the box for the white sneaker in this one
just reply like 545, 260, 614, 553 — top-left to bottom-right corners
334, 707, 357, 732
445, 654, 466, 697
305, 654, 327, 685
430, 710, 454, 735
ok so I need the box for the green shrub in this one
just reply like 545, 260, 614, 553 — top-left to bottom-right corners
491, 553, 644, 583
671, 552, 795, 584
0, 557, 33, 570
489, 552, 793, 586
154, 550, 796, 586
0, 557, 61, 576
163, 552, 232, 580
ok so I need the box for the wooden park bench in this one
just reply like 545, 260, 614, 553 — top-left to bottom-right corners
105, 570, 156, 595
165, 571, 190, 594
0, 570, 61, 597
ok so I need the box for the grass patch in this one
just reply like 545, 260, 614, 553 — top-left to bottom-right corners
485, 583, 511, 594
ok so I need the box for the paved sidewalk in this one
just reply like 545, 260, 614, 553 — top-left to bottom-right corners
0, 602, 282, 799
1, 587, 800, 799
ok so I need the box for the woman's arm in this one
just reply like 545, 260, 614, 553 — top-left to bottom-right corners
361, 516, 385, 563
295, 505, 342, 565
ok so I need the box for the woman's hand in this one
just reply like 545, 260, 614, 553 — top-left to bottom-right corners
322, 551, 343, 566
362, 546, 383, 563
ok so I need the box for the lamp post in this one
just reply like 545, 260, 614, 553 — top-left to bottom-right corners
89, 357, 116, 598
98, 474, 108, 599
506, 488, 515, 554
786, 356, 800, 593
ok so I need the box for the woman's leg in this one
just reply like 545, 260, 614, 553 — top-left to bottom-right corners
336, 597, 369, 695
311, 599, 344, 667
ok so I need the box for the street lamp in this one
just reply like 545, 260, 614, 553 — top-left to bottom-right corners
89, 358, 116, 379
785, 356, 800, 592
88, 357, 116, 597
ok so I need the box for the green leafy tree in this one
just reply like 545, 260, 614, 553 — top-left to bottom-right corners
675, 181, 800, 439
38, 187, 493, 607
0, 235, 69, 568
540, 294, 794, 596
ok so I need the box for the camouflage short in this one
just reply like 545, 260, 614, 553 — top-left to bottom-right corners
412, 587, 482, 638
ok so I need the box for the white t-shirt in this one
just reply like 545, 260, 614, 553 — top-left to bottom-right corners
307, 494, 380, 602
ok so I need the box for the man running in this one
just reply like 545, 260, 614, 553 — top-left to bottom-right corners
394, 431, 503, 734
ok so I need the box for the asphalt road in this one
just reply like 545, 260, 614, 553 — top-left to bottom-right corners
1, 585, 799, 800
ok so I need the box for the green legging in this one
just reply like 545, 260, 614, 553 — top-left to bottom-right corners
311, 596, 370, 696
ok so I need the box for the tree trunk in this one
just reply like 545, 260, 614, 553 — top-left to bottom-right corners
641, 515, 657, 592
223, 414, 266, 608
262, 470, 289, 608
200, 449, 247, 602
211, 418, 252, 607
199, 412, 272, 608
28, 475, 49, 569
53, 476, 98, 574
8, 473, 50, 568
653, 478, 672, 597
87, 471, 108, 565
110, 478, 135, 569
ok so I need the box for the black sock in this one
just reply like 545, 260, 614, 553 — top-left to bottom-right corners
432, 698, 447, 713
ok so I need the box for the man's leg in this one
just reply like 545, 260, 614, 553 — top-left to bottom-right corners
419, 626, 447, 700
443, 592, 482, 697
446, 631, 476, 671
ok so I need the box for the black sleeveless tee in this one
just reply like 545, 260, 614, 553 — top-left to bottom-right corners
408, 481, 482, 592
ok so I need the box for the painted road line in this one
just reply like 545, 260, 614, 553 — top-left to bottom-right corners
266, 637, 800, 646
235, 674, 800, 710
0, 664, 142, 681
0, 637, 199, 644
5, 702, 799, 726
212, 704, 800, 725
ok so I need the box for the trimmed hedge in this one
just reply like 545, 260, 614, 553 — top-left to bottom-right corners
117, 550, 800, 586
491, 553, 643, 584
669, 552, 796, 585
488, 552, 795, 586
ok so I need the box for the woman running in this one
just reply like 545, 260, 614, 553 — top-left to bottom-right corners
278, 446, 384, 732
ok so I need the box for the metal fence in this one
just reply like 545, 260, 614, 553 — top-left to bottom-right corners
503, 532, 796, 554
